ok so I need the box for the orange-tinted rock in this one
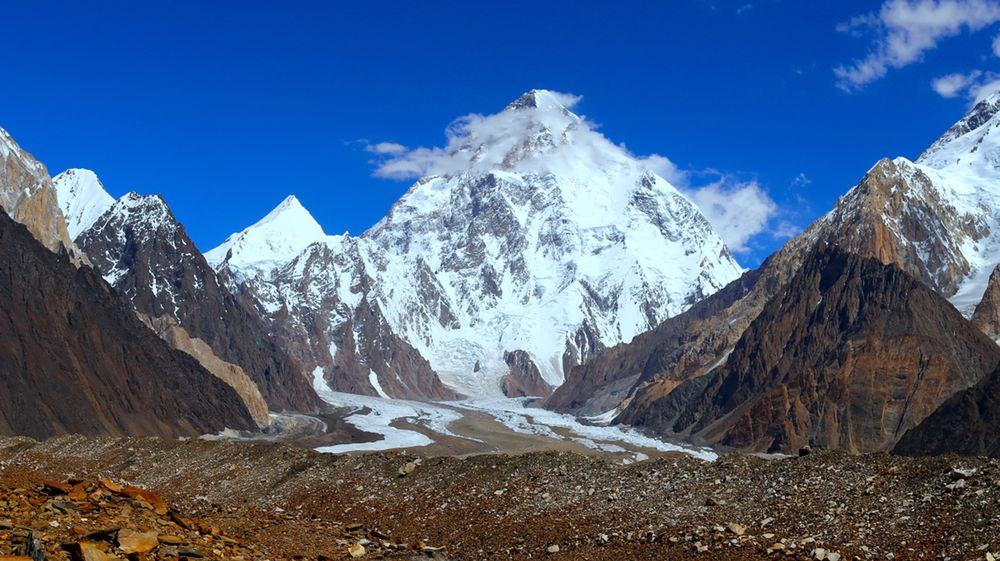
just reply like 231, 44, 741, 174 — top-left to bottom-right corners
120, 487, 168, 515
98, 479, 122, 493
116, 528, 159, 554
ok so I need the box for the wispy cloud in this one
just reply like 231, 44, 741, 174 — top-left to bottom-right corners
930, 69, 1000, 99
835, 0, 1000, 92
364, 90, 786, 254
366, 142, 407, 155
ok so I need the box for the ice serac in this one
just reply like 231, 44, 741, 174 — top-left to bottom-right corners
555, 90, 1000, 431
0, 127, 80, 257
209, 90, 743, 398
73, 189, 320, 414
0, 205, 255, 438
53, 169, 114, 240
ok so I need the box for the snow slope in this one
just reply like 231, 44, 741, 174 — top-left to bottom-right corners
53, 169, 115, 240
210, 90, 744, 398
205, 195, 327, 283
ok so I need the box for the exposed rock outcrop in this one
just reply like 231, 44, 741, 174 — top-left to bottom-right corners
895, 363, 1000, 457
971, 264, 1000, 342
501, 350, 554, 398
0, 128, 80, 257
138, 313, 271, 426
0, 207, 255, 438
654, 246, 1000, 454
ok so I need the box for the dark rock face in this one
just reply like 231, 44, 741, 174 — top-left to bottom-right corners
895, 364, 1000, 457
76, 194, 320, 413
0, 208, 255, 438
972, 265, 1000, 342
656, 246, 1000, 454
501, 350, 553, 398
546, 267, 765, 415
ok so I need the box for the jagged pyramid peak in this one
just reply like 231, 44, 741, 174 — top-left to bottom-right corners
204, 195, 326, 274
504, 89, 580, 113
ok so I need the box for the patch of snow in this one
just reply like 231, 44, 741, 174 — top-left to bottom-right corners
368, 370, 390, 399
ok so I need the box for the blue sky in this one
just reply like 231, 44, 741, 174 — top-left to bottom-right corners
3, 0, 1000, 266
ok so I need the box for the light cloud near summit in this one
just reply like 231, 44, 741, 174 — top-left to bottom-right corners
684, 180, 778, 254
835, 0, 1000, 92
931, 70, 1000, 100
365, 90, 785, 254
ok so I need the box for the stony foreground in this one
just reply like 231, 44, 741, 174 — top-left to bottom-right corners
0, 437, 998, 560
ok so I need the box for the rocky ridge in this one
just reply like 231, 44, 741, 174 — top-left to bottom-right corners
648, 246, 1000, 453
62, 183, 320, 415
0, 205, 256, 438
0, 128, 81, 259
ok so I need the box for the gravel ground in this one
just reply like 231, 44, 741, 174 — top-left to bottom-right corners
0, 437, 998, 560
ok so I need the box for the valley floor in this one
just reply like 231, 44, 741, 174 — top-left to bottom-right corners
0, 436, 997, 560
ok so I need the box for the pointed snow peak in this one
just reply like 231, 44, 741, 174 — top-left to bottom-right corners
204, 195, 326, 274
257, 194, 314, 226
505, 89, 580, 113
53, 168, 115, 240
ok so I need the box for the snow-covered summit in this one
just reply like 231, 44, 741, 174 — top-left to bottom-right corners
205, 195, 326, 282
918, 90, 1000, 178
53, 169, 115, 240
210, 90, 744, 398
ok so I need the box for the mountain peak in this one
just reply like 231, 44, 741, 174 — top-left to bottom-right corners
53, 168, 115, 240
917, 92, 1000, 172
204, 195, 326, 275
504, 89, 579, 113
257, 195, 311, 226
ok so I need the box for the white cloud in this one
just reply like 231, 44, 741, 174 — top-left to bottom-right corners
994, 32, 1000, 55
683, 180, 778, 254
367, 89, 784, 253
792, 172, 812, 187
638, 154, 689, 186
366, 142, 407, 155
972, 77, 1000, 100
931, 70, 984, 96
835, 0, 1000, 92
930, 69, 1000, 99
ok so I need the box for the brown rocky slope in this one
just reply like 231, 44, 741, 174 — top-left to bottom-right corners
0, 206, 255, 438
895, 362, 1000, 457
644, 245, 1000, 454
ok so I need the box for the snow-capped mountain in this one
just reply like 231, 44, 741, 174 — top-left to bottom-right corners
816, 91, 1000, 317
210, 90, 744, 398
557, 89, 1000, 442
53, 172, 320, 418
